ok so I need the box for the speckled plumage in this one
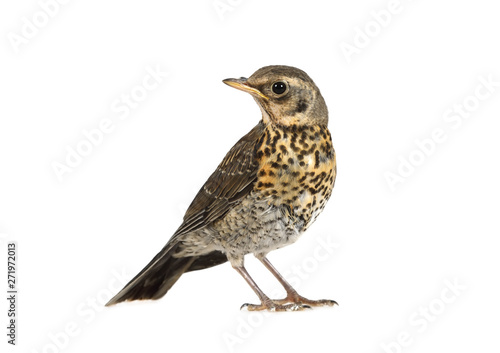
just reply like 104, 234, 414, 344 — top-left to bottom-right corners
107, 65, 337, 311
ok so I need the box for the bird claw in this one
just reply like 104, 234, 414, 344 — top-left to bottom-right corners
240, 294, 337, 311
241, 301, 312, 312
300, 298, 338, 307
276, 294, 338, 307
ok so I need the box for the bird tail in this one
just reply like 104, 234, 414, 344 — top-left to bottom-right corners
105, 243, 228, 306
105, 242, 193, 306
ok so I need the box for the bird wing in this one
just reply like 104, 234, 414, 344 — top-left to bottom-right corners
172, 121, 265, 238
105, 122, 266, 306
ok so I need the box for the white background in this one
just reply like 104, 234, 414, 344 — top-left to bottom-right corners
1, 0, 499, 352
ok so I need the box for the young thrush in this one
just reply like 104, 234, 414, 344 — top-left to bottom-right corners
106, 65, 337, 311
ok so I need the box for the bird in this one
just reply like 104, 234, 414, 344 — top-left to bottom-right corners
106, 65, 337, 311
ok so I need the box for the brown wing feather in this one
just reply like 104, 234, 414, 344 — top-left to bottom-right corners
172, 121, 265, 237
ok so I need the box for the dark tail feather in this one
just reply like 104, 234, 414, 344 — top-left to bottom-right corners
106, 243, 193, 306
186, 250, 228, 272
106, 244, 228, 306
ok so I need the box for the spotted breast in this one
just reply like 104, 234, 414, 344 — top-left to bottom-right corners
254, 123, 336, 231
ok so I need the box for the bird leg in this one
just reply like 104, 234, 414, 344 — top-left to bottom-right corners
233, 266, 310, 311
257, 256, 337, 308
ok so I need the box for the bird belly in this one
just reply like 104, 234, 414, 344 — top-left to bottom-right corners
211, 195, 303, 261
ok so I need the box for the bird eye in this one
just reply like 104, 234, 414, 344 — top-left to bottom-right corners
272, 81, 287, 95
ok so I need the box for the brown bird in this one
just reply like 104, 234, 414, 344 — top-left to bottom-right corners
106, 65, 337, 311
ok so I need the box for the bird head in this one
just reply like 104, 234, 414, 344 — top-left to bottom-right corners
223, 65, 328, 127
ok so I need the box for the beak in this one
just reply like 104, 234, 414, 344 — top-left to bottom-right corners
223, 77, 269, 100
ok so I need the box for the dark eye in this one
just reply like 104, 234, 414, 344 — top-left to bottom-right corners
272, 81, 287, 95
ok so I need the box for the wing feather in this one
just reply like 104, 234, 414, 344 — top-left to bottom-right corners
172, 122, 265, 238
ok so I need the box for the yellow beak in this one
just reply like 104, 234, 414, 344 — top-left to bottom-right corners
223, 78, 269, 100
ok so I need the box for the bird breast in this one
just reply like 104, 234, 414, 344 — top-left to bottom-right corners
254, 123, 336, 229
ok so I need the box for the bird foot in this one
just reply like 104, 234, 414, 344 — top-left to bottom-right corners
240, 300, 311, 312
273, 293, 337, 308
240, 295, 337, 311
